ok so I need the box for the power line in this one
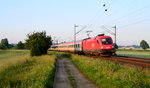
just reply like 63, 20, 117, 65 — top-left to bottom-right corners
75, 25, 87, 35
101, 25, 115, 35
119, 18, 150, 29
85, 30, 92, 38
112, 13, 150, 26
83, 0, 116, 33
84, 0, 112, 31
107, 4, 150, 24
89, 0, 118, 33
85, 9, 106, 30
101, 25, 117, 44
104, 0, 135, 23
102, 0, 135, 25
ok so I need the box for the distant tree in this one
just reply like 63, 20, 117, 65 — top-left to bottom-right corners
0, 44, 7, 49
140, 40, 149, 50
8, 44, 16, 49
16, 41, 25, 49
25, 31, 52, 56
1, 38, 9, 47
114, 43, 118, 49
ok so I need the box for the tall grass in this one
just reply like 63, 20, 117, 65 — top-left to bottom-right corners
0, 55, 56, 88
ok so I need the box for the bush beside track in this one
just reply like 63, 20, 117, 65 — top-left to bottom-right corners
50, 51, 150, 88
0, 52, 56, 88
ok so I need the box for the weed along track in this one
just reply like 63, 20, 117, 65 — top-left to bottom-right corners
53, 56, 97, 88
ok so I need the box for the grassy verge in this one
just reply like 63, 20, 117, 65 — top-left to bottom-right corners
117, 49, 150, 58
0, 55, 56, 88
70, 54, 150, 88
49, 51, 150, 88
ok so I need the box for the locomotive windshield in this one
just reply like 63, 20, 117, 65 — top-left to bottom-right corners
101, 38, 112, 45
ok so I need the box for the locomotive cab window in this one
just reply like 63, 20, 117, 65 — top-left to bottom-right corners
102, 38, 112, 45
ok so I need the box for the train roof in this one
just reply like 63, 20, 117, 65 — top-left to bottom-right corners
83, 34, 111, 41
54, 40, 82, 46
53, 34, 112, 46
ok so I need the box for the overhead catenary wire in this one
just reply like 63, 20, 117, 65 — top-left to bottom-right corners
111, 13, 150, 26
77, 1, 107, 38
75, 25, 87, 35
101, 25, 115, 35
106, 3, 150, 25
82, 0, 117, 35
100, 0, 150, 37
85, 0, 107, 26
87, 0, 118, 34
85, 8, 106, 30
103, 0, 136, 24
84, 0, 115, 30
119, 18, 150, 29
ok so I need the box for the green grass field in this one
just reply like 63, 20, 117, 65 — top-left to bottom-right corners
0, 50, 29, 61
0, 50, 56, 88
49, 51, 150, 88
117, 49, 150, 58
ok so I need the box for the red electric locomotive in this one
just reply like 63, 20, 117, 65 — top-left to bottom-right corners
82, 34, 116, 56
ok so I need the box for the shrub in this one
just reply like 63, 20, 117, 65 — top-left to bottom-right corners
25, 31, 52, 56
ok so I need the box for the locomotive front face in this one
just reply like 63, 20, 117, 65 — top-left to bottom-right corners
99, 37, 116, 54
100, 38, 113, 49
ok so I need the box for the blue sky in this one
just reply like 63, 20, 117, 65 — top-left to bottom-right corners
0, 0, 150, 45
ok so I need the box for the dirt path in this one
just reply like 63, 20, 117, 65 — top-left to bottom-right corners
53, 56, 97, 88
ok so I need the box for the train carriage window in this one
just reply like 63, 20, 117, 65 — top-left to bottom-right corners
77, 44, 79, 47
75, 44, 77, 48
102, 38, 112, 45
77, 44, 79, 48
78, 44, 80, 48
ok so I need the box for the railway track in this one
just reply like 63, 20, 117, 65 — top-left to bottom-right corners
52, 51, 150, 68
87, 55, 150, 68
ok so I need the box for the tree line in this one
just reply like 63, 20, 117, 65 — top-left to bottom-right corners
0, 38, 26, 49
114, 40, 149, 50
